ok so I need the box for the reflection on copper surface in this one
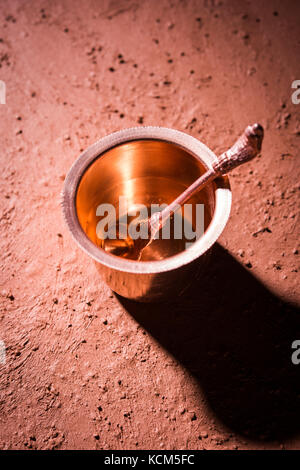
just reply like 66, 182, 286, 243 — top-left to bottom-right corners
76, 140, 214, 261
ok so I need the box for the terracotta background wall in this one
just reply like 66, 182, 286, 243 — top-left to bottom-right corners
0, 0, 299, 450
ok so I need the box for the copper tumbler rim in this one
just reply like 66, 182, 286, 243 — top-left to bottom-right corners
62, 126, 232, 275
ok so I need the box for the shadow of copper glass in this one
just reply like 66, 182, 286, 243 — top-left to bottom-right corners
116, 243, 300, 441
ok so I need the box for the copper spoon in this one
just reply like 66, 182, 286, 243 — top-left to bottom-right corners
103, 123, 264, 260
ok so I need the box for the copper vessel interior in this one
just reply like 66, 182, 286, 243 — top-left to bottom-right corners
76, 140, 216, 261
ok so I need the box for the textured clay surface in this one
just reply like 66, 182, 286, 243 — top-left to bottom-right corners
0, 0, 299, 450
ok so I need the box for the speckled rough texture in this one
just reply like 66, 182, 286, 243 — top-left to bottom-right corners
0, 0, 299, 451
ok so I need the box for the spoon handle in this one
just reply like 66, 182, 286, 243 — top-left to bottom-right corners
149, 123, 264, 237
213, 123, 264, 174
